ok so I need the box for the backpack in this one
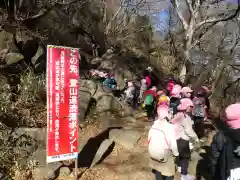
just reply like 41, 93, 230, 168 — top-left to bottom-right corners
144, 94, 154, 106
169, 97, 180, 117
192, 97, 205, 117
148, 120, 169, 162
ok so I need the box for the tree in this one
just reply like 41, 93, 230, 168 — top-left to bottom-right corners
169, 0, 240, 82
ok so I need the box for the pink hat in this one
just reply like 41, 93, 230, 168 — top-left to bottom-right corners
171, 84, 182, 98
157, 90, 164, 96
225, 103, 240, 129
181, 87, 193, 93
127, 81, 133, 87
177, 98, 194, 111
157, 105, 170, 119
151, 86, 157, 91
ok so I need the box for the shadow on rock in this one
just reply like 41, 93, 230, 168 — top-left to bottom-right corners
75, 127, 121, 168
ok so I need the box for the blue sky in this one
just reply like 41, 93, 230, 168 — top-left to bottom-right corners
149, 10, 170, 37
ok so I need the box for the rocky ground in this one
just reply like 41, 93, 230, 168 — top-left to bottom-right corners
55, 111, 214, 180
0, 29, 216, 180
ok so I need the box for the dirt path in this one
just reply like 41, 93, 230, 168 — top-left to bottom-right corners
58, 112, 215, 180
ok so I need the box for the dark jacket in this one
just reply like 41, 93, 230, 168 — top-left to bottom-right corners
210, 121, 240, 180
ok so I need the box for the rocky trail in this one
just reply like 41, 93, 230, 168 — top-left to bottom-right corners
54, 110, 216, 180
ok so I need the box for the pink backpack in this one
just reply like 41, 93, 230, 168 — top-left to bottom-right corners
145, 76, 151, 88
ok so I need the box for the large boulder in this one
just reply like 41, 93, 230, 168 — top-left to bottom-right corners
90, 139, 114, 168
5, 52, 24, 65
31, 45, 46, 73
109, 129, 141, 150
30, 149, 62, 180
98, 53, 137, 89
0, 31, 18, 53
93, 84, 122, 114
12, 128, 46, 146
79, 90, 92, 122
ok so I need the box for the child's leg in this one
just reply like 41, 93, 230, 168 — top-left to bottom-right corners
163, 175, 174, 180
155, 170, 164, 180
180, 157, 189, 175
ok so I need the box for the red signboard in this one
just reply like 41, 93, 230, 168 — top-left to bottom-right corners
47, 45, 79, 163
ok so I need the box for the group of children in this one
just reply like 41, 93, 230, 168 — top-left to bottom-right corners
90, 67, 240, 180
147, 83, 206, 180
143, 78, 240, 180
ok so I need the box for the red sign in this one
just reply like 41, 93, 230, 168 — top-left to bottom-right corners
47, 45, 79, 163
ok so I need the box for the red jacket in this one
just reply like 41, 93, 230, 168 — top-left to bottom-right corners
143, 90, 157, 99
167, 80, 175, 92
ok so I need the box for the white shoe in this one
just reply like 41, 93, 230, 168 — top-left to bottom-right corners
189, 142, 194, 150
177, 166, 181, 172
181, 174, 195, 180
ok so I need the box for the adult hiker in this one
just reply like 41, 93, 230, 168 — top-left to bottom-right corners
171, 98, 199, 180
200, 85, 211, 118
166, 77, 175, 96
103, 75, 117, 89
124, 81, 136, 107
192, 88, 207, 139
142, 86, 158, 121
143, 69, 152, 89
169, 84, 182, 118
148, 105, 179, 180
209, 103, 240, 180
181, 86, 193, 99
139, 77, 148, 103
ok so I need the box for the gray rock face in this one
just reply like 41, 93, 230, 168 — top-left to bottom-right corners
12, 128, 46, 146
109, 129, 141, 150
90, 139, 114, 168
5, 53, 24, 65
32, 161, 62, 180
31, 149, 63, 180
59, 167, 71, 177
79, 90, 92, 121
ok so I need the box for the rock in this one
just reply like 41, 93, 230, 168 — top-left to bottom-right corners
79, 90, 92, 122
0, 48, 9, 60
109, 129, 141, 150
5, 52, 24, 65
31, 149, 62, 179
32, 161, 62, 180
12, 128, 46, 146
31, 45, 46, 65
91, 57, 102, 64
134, 111, 147, 119
0, 172, 11, 180
0, 31, 19, 52
93, 84, 122, 114
59, 167, 71, 177
106, 48, 114, 54
90, 139, 114, 168
80, 80, 98, 96
95, 93, 122, 114
98, 53, 137, 89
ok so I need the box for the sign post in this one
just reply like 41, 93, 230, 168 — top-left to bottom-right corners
47, 45, 80, 179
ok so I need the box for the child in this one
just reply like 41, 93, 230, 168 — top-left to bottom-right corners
192, 88, 207, 139
169, 84, 182, 118
181, 87, 193, 99
171, 98, 199, 180
124, 81, 136, 106
149, 105, 179, 180
143, 86, 158, 121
